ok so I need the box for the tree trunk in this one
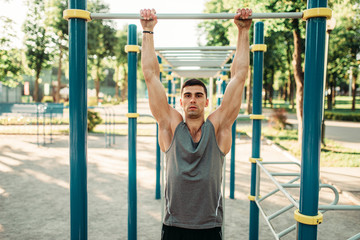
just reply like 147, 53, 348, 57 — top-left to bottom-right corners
246, 66, 252, 114
292, 27, 304, 145
34, 71, 41, 102
55, 36, 63, 103
120, 64, 128, 101
352, 72, 357, 111
327, 75, 333, 110
94, 64, 102, 102
114, 64, 120, 100
286, 38, 295, 109
270, 69, 274, 108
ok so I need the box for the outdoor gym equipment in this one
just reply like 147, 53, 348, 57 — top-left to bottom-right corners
63, 1, 351, 240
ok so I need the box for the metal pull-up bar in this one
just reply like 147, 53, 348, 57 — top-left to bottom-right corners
90, 12, 303, 20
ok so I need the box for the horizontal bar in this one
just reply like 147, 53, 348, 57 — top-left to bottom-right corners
163, 56, 230, 60
348, 233, 360, 240
91, 12, 303, 20
278, 225, 296, 238
161, 53, 230, 56
256, 160, 299, 208
270, 172, 301, 176
156, 46, 236, 51
319, 205, 360, 211
268, 204, 294, 221
255, 200, 281, 240
163, 68, 230, 72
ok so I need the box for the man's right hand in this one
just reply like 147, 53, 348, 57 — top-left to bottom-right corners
140, 9, 157, 31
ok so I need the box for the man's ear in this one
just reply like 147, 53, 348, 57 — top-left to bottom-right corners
205, 98, 209, 107
180, 98, 183, 107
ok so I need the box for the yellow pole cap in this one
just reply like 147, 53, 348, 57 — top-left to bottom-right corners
220, 75, 229, 81
294, 209, 323, 225
126, 113, 140, 118
249, 114, 265, 120
251, 44, 267, 52
125, 45, 140, 53
63, 9, 92, 22
302, 8, 332, 21
249, 157, 263, 163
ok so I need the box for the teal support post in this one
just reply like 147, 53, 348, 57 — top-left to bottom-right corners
172, 78, 176, 108
297, 1, 328, 239
249, 21, 265, 240
168, 75, 172, 105
155, 56, 161, 200
127, 24, 138, 240
230, 121, 236, 199
216, 77, 222, 107
68, 0, 88, 239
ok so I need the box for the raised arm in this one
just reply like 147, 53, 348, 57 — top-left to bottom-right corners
209, 8, 252, 129
140, 9, 180, 124
140, 9, 182, 151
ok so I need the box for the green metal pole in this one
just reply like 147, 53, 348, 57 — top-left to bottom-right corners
230, 120, 236, 199
249, 21, 264, 240
127, 24, 138, 240
167, 75, 172, 105
155, 56, 161, 200
172, 78, 176, 108
298, 1, 328, 239
68, 0, 88, 239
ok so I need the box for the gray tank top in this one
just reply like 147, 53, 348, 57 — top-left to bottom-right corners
164, 120, 225, 229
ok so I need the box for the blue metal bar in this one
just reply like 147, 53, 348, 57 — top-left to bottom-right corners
172, 78, 176, 108
155, 56, 162, 200
43, 106, 46, 145
298, 0, 328, 239
249, 21, 265, 240
37, 103, 39, 146
230, 121, 236, 199
167, 76, 172, 105
68, 0, 88, 238
50, 107, 53, 144
127, 24, 138, 240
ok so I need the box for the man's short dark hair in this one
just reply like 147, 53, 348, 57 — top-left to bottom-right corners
181, 79, 208, 98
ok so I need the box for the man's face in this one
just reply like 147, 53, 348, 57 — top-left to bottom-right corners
180, 85, 209, 119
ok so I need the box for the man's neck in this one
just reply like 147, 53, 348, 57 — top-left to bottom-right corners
185, 117, 205, 137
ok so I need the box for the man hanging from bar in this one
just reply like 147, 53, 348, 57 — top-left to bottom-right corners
140, 8, 252, 240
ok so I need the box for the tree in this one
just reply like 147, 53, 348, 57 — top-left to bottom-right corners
47, 0, 68, 103
0, 17, 22, 87
87, 0, 117, 101
23, 0, 53, 102
264, 0, 307, 145
113, 27, 128, 101
328, 0, 360, 111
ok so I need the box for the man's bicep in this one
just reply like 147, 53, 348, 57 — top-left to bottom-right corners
146, 76, 172, 121
218, 75, 246, 125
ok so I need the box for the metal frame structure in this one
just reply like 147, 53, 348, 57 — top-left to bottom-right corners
64, 1, 359, 240
156, 46, 236, 79
90, 12, 304, 20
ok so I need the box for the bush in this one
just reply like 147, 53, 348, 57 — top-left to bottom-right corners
41, 96, 54, 103
87, 110, 102, 132
269, 108, 290, 129
324, 111, 360, 122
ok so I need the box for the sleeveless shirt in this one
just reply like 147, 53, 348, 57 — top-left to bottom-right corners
164, 119, 225, 229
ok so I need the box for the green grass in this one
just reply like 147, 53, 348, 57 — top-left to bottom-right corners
262, 95, 359, 111
262, 127, 360, 167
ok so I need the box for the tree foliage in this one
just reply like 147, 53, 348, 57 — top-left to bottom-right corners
47, 0, 68, 102
87, 0, 117, 101
23, 0, 53, 102
0, 17, 22, 87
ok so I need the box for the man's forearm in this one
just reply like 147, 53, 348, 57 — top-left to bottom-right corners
231, 29, 250, 79
141, 33, 160, 81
